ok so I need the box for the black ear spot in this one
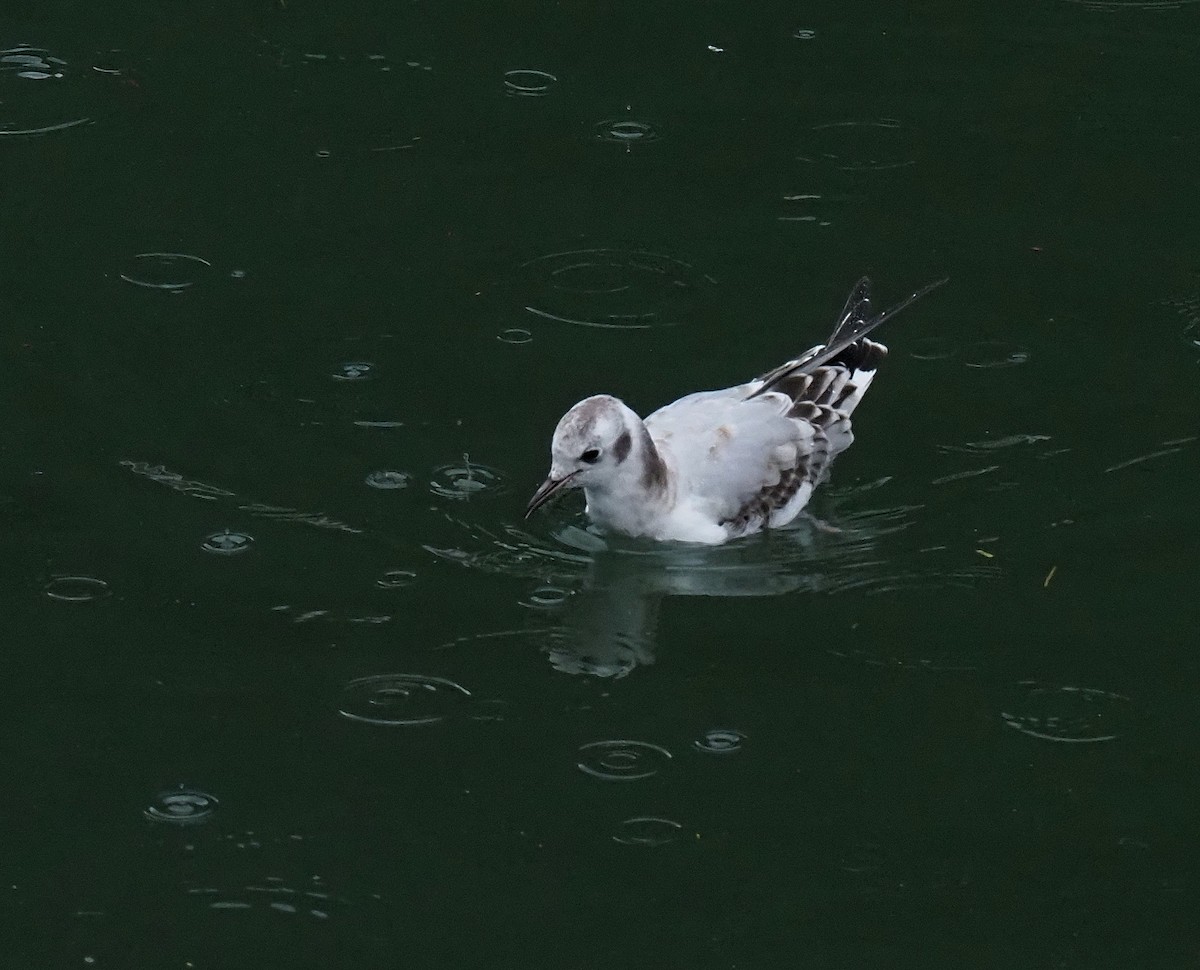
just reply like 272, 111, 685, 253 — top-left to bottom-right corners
613, 431, 632, 464
581, 448, 601, 464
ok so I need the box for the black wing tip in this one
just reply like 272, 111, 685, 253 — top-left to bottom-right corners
746, 274, 948, 401
811, 273, 949, 370
850, 273, 946, 304
844, 272, 948, 327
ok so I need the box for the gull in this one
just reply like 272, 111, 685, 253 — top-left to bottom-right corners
526, 276, 948, 544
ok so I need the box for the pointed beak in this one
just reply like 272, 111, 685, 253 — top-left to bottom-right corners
525, 471, 578, 518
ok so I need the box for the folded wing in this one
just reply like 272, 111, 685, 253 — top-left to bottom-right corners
644, 389, 830, 536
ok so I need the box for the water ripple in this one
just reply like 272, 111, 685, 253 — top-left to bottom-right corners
433, 499, 999, 603
44, 575, 110, 602
0, 45, 121, 137
119, 253, 211, 291
799, 119, 916, 173
504, 69, 557, 97
332, 361, 374, 381
364, 470, 411, 490
338, 674, 472, 726
693, 728, 746, 755
201, 530, 254, 555
1000, 681, 1132, 743
520, 585, 571, 609
145, 788, 219, 825
497, 327, 533, 345
521, 248, 711, 330
375, 569, 417, 589
577, 740, 672, 780
429, 457, 505, 500
612, 817, 684, 846
593, 118, 660, 146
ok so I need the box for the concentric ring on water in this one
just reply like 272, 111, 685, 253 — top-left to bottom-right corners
201, 530, 254, 555
504, 69, 557, 96
338, 674, 472, 726
1000, 681, 1131, 743
520, 585, 571, 609
119, 253, 212, 291
799, 118, 916, 173
43, 575, 110, 602
594, 118, 660, 145
693, 728, 746, 755
429, 460, 505, 500
365, 470, 411, 490
577, 739, 673, 781
497, 327, 533, 345
522, 248, 705, 329
0, 46, 92, 137
612, 816, 684, 846
145, 789, 219, 825
375, 569, 417, 589
332, 361, 374, 381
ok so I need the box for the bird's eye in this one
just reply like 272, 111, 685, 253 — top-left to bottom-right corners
580, 448, 601, 464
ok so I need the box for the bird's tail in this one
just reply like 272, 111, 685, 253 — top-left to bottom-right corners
748, 275, 948, 410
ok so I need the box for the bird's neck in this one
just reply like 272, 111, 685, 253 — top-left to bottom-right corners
584, 425, 673, 538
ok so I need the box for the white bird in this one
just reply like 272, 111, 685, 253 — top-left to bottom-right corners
526, 276, 947, 544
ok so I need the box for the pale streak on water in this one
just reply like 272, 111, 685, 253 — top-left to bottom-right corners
1104, 447, 1183, 474
120, 460, 364, 533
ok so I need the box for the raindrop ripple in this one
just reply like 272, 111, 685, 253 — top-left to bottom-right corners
577, 739, 673, 781
145, 788, 219, 825
338, 674, 472, 726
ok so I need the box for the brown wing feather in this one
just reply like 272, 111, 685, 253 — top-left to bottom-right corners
720, 458, 816, 534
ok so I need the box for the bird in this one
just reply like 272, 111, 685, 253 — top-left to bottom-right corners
526, 276, 948, 544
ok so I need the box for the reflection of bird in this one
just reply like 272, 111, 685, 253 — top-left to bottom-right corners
546, 580, 660, 680
541, 533, 815, 678
527, 277, 947, 543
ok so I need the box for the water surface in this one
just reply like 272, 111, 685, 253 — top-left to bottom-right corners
4, 1, 1200, 966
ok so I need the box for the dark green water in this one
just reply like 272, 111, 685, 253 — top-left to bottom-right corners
4, 1, 1200, 966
